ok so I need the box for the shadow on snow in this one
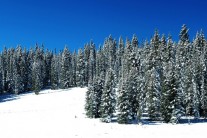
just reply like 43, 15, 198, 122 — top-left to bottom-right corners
0, 94, 20, 103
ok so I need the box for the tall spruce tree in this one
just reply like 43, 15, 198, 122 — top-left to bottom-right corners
146, 67, 161, 121
76, 49, 85, 87
60, 46, 71, 89
117, 76, 133, 124
32, 46, 43, 94
100, 69, 116, 122
51, 53, 59, 90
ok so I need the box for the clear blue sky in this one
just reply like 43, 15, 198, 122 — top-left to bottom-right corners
0, 0, 206, 51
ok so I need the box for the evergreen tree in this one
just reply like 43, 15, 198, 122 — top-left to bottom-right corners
13, 46, 24, 94
43, 49, 53, 87
88, 41, 96, 82
179, 24, 190, 46
117, 76, 133, 124
100, 69, 116, 122
32, 46, 43, 94
27, 48, 34, 91
115, 36, 124, 81
72, 51, 77, 87
76, 49, 85, 87
84, 44, 90, 86
85, 79, 95, 118
136, 65, 145, 124
60, 46, 71, 89
6, 48, 15, 92
146, 67, 161, 121
51, 53, 59, 89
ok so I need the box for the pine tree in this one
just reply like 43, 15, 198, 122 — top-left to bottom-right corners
100, 69, 116, 123
161, 55, 177, 123
72, 51, 77, 87
88, 41, 96, 82
85, 79, 95, 118
2, 47, 8, 92
84, 44, 90, 86
60, 46, 71, 89
179, 24, 190, 46
117, 76, 133, 124
92, 77, 104, 118
76, 49, 85, 87
51, 53, 59, 89
116, 36, 124, 81
6, 48, 15, 92
146, 67, 161, 121
136, 66, 145, 124
43, 49, 53, 87
13, 46, 24, 94
27, 48, 34, 91
21, 48, 29, 92
32, 46, 43, 94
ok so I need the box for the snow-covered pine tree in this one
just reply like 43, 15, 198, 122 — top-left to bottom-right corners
88, 41, 96, 82
13, 46, 25, 94
43, 49, 53, 87
117, 75, 133, 124
20, 48, 29, 92
115, 36, 124, 81
193, 31, 207, 117
95, 47, 101, 78
76, 49, 85, 87
181, 40, 200, 121
13, 52, 20, 94
2, 47, 8, 92
91, 76, 104, 118
6, 48, 15, 93
174, 25, 191, 119
179, 24, 190, 46
161, 42, 178, 122
200, 32, 207, 118
84, 44, 90, 86
51, 53, 59, 90
108, 35, 117, 70
60, 46, 71, 89
26, 48, 34, 91
71, 51, 77, 87
146, 67, 161, 121
98, 45, 107, 79
85, 78, 94, 118
100, 69, 116, 123
123, 38, 132, 75
32, 46, 43, 94
136, 64, 145, 124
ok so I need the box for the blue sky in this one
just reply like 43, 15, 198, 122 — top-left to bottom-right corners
0, 0, 206, 51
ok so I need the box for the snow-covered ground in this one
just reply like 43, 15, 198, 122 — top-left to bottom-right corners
0, 87, 206, 138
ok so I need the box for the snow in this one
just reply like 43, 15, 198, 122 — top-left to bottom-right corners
0, 87, 206, 138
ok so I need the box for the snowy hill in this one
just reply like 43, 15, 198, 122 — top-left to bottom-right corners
0, 87, 206, 138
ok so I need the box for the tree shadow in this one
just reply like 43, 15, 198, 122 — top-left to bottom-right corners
179, 118, 207, 124
110, 115, 207, 125
0, 94, 20, 103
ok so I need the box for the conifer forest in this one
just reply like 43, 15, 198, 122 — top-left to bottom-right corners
1, 25, 207, 124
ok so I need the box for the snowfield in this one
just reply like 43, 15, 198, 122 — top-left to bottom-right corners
0, 87, 206, 138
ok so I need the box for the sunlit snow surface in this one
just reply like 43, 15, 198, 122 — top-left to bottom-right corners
0, 87, 206, 138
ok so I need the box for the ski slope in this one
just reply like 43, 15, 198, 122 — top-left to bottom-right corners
0, 87, 206, 138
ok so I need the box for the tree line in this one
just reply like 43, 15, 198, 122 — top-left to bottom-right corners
0, 25, 207, 124
85, 25, 207, 124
